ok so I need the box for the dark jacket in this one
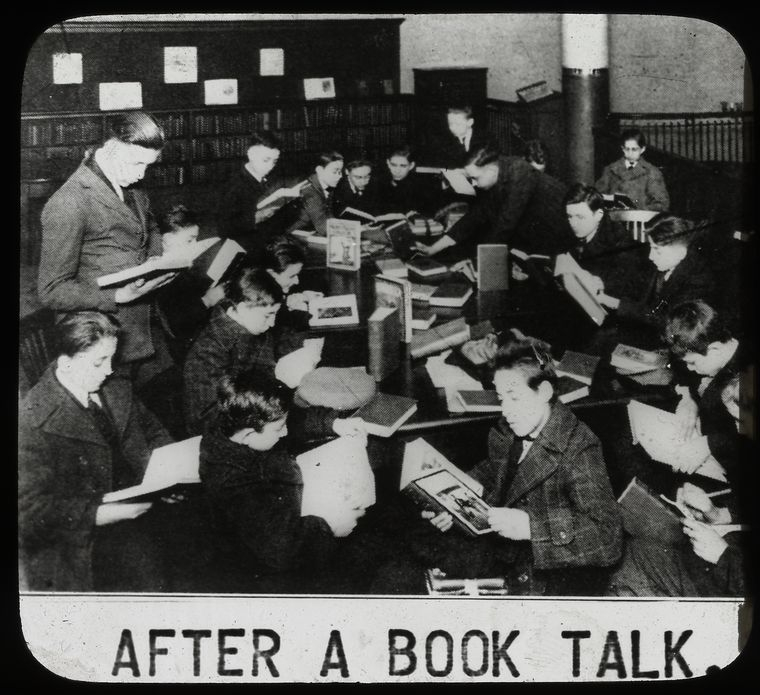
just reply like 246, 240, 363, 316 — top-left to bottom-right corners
156, 270, 213, 360
596, 158, 670, 211
430, 127, 490, 169
569, 215, 651, 298
333, 177, 382, 218
38, 160, 164, 363
616, 245, 715, 330
217, 165, 270, 240
199, 429, 337, 577
287, 173, 335, 237
447, 157, 572, 254
376, 171, 442, 218
18, 366, 172, 590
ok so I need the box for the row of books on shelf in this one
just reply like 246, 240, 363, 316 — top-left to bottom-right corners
145, 164, 187, 187
21, 119, 102, 147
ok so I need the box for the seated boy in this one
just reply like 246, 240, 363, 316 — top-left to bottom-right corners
332, 158, 381, 217
376, 145, 441, 218
199, 372, 364, 592
372, 335, 622, 595
286, 151, 344, 237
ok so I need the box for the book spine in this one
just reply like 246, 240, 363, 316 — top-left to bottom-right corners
367, 318, 386, 382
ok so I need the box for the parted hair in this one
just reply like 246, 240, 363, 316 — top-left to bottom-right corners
106, 111, 165, 150
464, 142, 501, 168
563, 183, 606, 212
223, 262, 284, 308
262, 235, 306, 273
664, 300, 734, 356
216, 370, 288, 436
645, 213, 695, 247
345, 158, 373, 172
620, 128, 646, 148
56, 311, 120, 357
159, 204, 199, 234
490, 334, 559, 402
316, 150, 344, 168
248, 130, 282, 151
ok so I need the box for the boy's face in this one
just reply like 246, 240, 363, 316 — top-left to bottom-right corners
230, 301, 280, 335
648, 239, 687, 272
242, 417, 288, 451
464, 162, 499, 190
161, 224, 199, 255
347, 165, 372, 191
58, 337, 117, 395
317, 161, 344, 189
621, 139, 645, 164
566, 202, 604, 241
247, 145, 280, 179
680, 342, 728, 377
387, 155, 414, 182
268, 262, 302, 294
109, 141, 160, 188
447, 112, 474, 139
494, 368, 552, 438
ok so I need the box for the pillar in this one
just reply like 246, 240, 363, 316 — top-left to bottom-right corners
562, 14, 610, 184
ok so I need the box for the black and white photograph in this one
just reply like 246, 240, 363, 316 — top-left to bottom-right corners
18, 10, 755, 683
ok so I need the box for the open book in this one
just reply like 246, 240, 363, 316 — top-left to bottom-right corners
339, 207, 409, 226
274, 337, 325, 389
308, 294, 359, 327
627, 400, 728, 482
554, 252, 608, 326
416, 167, 476, 196
101, 436, 202, 503
611, 344, 669, 374
256, 180, 308, 211
204, 238, 246, 287
509, 248, 555, 287
97, 237, 220, 288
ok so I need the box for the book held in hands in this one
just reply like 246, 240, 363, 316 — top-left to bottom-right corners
353, 392, 418, 437
554, 252, 607, 326
256, 180, 307, 213
308, 294, 359, 327
617, 476, 687, 545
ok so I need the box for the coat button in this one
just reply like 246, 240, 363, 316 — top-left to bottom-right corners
518, 573, 528, 583
559, 531, 567, 539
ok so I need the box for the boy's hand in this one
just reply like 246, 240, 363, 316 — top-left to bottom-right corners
488, 507, 531, 540
114, 272, 177, 303
674, 389, 701, 440
422, 510, 453, 533
682, 518, 728, 565
669, 435, 711, 474
333, 417, 367, 440
201, 283, 226, 308
286, 293, 310, 312
511, 264, 530, 282
321, 506, 360, 537
95, 501, 152, 526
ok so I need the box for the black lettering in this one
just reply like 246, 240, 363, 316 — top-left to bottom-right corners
597, 631, 627, 678
462, 630, 489, 677
112, 629, 140, 677
320, 630, 349, 678
425, 630, 453, 677
492, 630, 520, 677
218, 628, 244, 677
632, 630, 659, 678
182, 629, 212, 677
664, 630, 693, 678
388, 629, 416, 676
252, 629, 280, 677
148, 629, 175, 677
561, 630, 591, 678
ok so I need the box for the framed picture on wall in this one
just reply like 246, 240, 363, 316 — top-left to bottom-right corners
304, 77, 336, 100
204, 79, 238, 105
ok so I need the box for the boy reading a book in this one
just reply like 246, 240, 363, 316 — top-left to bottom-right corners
375, 335, 622, 595
286, 151, 344, 237
333, 158, 381, 217
377, 145, 440, 218
199, 372, 364, 592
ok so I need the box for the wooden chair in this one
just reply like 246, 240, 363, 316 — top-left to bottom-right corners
608, 209, 658, 243
18, 309, 56, 397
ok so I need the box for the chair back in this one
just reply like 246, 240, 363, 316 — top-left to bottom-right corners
19, 309, 56, 396
609, 209, 658, 243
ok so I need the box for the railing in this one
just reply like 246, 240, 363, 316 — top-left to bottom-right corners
606, 111, 754, 164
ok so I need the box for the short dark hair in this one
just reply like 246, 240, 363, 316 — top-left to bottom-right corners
345, 159, 373, 173
106, 111, 165, 150
620, 128, 646, 148
387, 144, 415, 162
491, 335, 558, 402
465, 142, 502, 168
524, 139, 548, 166
316, 151, 344, 168
159, 204, 199, 235
262, 235, 306, 273
249, 130, 281, 151
448, 105, 474, 119
664, 300, 734, 356
563, 183, 606, 212
56, 311, 120, 358
223, 262, 284, 307
216, 370, 288, 437
646, 213, 695, 247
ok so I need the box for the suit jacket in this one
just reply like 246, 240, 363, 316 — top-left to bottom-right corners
447, 156, 572, 254
616, 246, 715, 330
38, 161, 164, 362
332, 177, 382, 218
430, 127, 490, 169
376, 171, 442, 217
596, 158, 670, 211
18, 366, 172, 590
570, 215, 651, 298
286, 173, 335, 237
217, 165, 269, 240
199, 430, 337, 578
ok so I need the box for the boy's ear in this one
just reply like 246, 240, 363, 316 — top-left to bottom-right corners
409, 161, 416, 171
229, 427, 256, 444
537, 380, 554, 403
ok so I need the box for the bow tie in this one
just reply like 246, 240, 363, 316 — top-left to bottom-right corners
626, 162, 636, 170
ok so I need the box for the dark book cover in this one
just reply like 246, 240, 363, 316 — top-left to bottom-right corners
367, 306, 401, 382
556, 375, 590, 404
406, 256, 448, 278
410, 317, 470, 358
617, 476, 686, 545
411, 305, 437, 330
477, 244, 509, 291
555, 350, 600, 385
456, 390, 501, 412
429, 280, 474, 307
354, 392, 418, 437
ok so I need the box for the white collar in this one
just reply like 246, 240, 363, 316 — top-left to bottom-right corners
55, 365, 100, 408
244, 162, 265, 183
94, 148, 125, 201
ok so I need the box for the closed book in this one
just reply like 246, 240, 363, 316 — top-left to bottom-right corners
410, 317, 470, 359
353, 392, 418, 437
411, 306, 437, 330
455, 390, 501, 412
556, 375, 590, 404
554, 350, 600, 385
617, 476, 685, 545
559, 271, 607, 326
374, 274, 413, 343
367, 306, 401, 382
403, 469, 493, 537
611, 344, 669, 374
406, 256, 448, 279
375, 257, 408, 278
410, 283, 436, 302
477, 244, 509, 291
429, 280, 473, 308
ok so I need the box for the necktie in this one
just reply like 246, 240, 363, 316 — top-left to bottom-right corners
575, 239, 587, 259
627, 162, 636, 170
653, 270, 667, 298
88, 395, 130, 489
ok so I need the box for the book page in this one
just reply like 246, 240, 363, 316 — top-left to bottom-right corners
206, 238, 244, 285
442, 169, 476, 196
400, 438, 483, 495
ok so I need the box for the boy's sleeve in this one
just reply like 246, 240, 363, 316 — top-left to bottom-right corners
646, 168, 670, 211
595, 165, 613, 194
183, 332, 227, 435
493, 162, 538, 238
